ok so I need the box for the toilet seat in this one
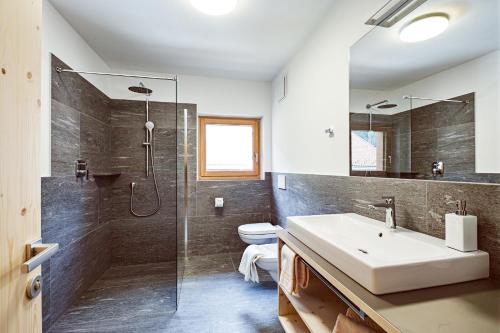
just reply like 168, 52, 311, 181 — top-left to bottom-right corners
239, 233, 276, 240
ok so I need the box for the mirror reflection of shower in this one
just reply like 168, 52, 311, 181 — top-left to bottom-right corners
365, 100, 398, 110
365, 99, 398, 131
128, 83, 161, 217
362, 100, 399, 176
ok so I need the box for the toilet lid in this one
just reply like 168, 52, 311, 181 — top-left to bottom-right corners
238, 223, 278, 235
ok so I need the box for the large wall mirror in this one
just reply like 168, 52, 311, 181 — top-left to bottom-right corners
349, 0, 500, 183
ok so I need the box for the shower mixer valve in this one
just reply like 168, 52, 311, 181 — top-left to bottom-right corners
75, 159, 89, 182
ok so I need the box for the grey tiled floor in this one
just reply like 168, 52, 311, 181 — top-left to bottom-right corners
49, 253, 283, 333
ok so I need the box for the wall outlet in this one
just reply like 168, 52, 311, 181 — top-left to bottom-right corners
278, 175, 286, 190
215, 197, 224, 208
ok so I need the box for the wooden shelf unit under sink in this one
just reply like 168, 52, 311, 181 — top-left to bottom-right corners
277, 234, 388, 333
276, 230, 500, 333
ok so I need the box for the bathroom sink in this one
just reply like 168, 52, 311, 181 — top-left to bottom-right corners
286, 213, 489, 294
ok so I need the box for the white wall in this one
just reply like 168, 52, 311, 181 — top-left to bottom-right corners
41, 0, 111, 176
351, 50, 500, 173
42, 2, 272, 177
179, 75, 272, 176
106, 70, 273, 176
271, 0, 387, 175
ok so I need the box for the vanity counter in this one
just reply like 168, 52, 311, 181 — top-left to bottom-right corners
278, 230, 500, 333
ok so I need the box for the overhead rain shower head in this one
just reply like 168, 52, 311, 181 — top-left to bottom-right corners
128, 82, 153, 95
366, 100, 398, 110
377, 103, 398, 109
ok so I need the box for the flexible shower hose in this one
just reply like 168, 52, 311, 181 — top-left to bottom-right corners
130, 134, 161, 217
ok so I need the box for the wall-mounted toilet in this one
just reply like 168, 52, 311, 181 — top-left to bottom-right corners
238, 223, 282, 282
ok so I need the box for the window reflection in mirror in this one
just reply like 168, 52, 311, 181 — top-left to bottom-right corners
351, 130, 386, 172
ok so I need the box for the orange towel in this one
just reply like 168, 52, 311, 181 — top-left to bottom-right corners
293, 256, 310, 293
345, 308, 385, 333
333, 313, 378, 333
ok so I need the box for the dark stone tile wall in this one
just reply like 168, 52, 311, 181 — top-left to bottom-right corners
48, 223, 111, 326
176, 108, 194, 297
391, 111, 412, 174
43, 55, 113, 331
107, 100, 195, 265
411, 93, 476, 181
50, 100, 79, 176
188, 176, 273, 256
51, 55, 111, 176
270, 172, 500, 280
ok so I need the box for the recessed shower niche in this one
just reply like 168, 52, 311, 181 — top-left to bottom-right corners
42, 55, 195, 331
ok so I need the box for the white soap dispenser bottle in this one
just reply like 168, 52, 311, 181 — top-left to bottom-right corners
445, 200, 477, 252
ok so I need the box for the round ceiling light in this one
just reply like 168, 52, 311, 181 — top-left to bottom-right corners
190, 0, 238, 15
399, 14, 449, 43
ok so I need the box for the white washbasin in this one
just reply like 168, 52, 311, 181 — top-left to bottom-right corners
286, 213, 489, 294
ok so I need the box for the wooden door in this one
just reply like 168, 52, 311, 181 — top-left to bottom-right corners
0, 0, 43, 332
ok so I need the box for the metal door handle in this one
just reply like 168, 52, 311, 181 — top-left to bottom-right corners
22, 239, 59, 273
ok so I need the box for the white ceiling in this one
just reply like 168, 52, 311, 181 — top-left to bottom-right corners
49, 0, 334, 81
350, 0, 500, 90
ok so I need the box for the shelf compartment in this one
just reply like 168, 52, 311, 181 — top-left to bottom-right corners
280, 273, 348, 333
92, 172, 121, 177
92, 172, 121, 187
279, 314, 310, 333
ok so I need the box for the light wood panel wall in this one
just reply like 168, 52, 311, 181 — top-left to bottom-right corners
0, 0, 43, 332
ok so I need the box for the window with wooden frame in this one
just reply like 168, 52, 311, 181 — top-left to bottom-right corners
199, 116, 260, 180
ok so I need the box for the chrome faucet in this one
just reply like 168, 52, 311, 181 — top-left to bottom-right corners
369, 196, 397, 229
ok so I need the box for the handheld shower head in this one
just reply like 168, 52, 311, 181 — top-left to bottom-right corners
145, 121, 155, 134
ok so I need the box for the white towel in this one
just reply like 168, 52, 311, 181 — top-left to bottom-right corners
279, 245, 296, 294
238, 244, 275, 283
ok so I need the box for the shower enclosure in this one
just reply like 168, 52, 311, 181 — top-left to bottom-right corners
42, 55, 192, 331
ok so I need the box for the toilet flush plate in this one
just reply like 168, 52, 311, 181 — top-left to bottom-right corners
278, 175, 286, 190
214, 197, 224, 208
